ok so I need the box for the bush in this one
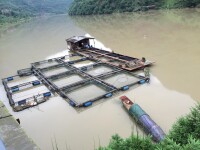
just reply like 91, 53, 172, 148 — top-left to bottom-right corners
168, 104, 200, 145
98, 134, 156, 150
98, 104, 200, 150
68, 0, 200, 16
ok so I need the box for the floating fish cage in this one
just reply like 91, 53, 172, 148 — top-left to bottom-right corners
61, 79, 116, 107
70, 58, 96, 68
32, 57, 61, 69
31, 53, 82, 69
81, 63, 121, 77
100, 72, 146, 90
61, 55, 83, 63
48, 70, 89, 89
40, 65, 71, 78
2, 75, 53, 111
2, 36, 153, 111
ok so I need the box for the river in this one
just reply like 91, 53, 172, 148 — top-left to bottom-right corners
0, 9, 199, 150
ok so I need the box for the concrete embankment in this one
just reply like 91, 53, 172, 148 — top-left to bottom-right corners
0, 101, 39, 150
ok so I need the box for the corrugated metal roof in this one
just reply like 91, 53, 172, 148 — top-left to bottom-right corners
66, 36, 94, 43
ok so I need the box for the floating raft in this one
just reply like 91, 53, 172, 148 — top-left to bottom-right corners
120, 96, 165, 142
2, 36, 153, 111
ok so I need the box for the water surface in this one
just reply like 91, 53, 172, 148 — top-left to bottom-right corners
72, 8, 200, 101
0, 9, 199, 150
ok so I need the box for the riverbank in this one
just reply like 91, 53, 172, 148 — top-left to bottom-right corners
0, 0, 72, 35
0, 17, 31, 36
0, 101, 39, 149
68, 0, 200, 15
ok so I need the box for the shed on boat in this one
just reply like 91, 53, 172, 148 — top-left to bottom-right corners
66, 36, 95, 50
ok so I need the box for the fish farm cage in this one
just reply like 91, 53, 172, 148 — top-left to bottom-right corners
2, 36, 153, 111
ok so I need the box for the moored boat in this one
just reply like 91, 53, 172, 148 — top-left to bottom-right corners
120, 96, 165, 142
66, 36, 154, 71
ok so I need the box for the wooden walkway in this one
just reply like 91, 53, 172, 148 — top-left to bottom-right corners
0, 101, 39, 150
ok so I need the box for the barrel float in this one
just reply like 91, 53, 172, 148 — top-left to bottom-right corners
11, 86, 18, 90
68, 61, 74, 64
122, 85, 129, 91
32, 81, 41, 86
69, 100, 76, 107
43, 92, 51, 97
18, 100, 26, 106
105, 93, 112, 98
83, 101, 93, 107
81, 67, 87, 71
138, 79, 146, 84
81, 58, 87, 61
11, 87, 19, 93
7, 77, 13, 81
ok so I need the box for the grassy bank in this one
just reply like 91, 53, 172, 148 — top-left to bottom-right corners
98, 104, 200, 149
68, 0, 200, 15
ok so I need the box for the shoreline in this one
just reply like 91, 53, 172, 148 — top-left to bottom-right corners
0, 13, 68, 36
0, 18, 31, 37
0, 101, 39, 149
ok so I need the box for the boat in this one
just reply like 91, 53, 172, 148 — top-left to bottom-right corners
66, 36, 154, 71
120, 96, 165, 142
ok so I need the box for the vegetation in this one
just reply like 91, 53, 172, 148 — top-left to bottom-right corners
98, 104, 200, 149
0, 0, 72, 32
68, 0, 200, 15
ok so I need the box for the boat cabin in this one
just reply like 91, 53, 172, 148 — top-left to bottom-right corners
66, 36, 94, 50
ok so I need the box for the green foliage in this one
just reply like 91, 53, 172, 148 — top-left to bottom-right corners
0, 0, 72, 30
68, 0, 200, 15
168, 104, 200, 145
98, 134, 156, 150
156, 137, 182, 150
68, 0, 141, 15
163, 0, 200, 8
0, 0, 72, 16
98, 104, 200, 150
